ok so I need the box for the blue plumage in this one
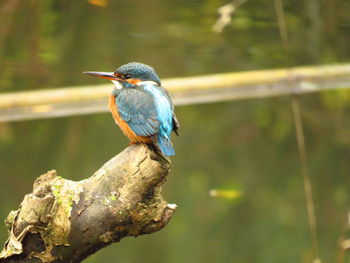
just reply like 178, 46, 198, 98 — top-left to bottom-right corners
142, 81, 175, 156
158, 135, 175, 156
115, 62, 161, 85
116, 88, 159, 136
115, 80, 176, 156
84, 62, 179, 156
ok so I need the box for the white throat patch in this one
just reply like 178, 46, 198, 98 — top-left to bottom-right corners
111, 80, 123, 89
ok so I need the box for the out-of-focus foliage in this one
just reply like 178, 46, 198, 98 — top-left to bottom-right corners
209, 189, 242, 200
1, 0, 350, 262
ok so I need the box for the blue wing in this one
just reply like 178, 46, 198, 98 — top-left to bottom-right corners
140, 82, 173, 138
141, 82, 175, 156
115, 82, 176, 156
116, 88, 159, 136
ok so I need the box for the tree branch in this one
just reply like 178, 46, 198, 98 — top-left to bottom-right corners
0, 144, 176, 263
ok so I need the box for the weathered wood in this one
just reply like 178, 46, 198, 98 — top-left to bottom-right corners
1, 63, 350, 122
0, 144, 176, 263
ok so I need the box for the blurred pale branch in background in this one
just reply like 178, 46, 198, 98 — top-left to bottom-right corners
212, 0, 247, 33
0, 63, 350, 122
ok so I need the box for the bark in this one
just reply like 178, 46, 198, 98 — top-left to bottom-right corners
0, 144, 176, 263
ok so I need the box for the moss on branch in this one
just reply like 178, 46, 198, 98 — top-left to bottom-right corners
0, 144, 176, 263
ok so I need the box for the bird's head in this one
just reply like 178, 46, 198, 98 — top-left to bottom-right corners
84, 62, 161, 89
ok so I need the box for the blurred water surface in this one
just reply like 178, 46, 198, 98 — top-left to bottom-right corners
1, 0, 350, 262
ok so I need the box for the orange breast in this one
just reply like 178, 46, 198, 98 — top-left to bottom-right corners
108, 94, 152, 143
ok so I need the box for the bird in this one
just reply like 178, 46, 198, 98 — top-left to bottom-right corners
84, 62, 179, 156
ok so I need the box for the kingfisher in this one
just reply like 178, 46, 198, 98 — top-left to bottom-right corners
84, 62, 179, 156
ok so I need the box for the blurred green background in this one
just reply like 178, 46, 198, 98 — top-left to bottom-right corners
1, 0, 350, 262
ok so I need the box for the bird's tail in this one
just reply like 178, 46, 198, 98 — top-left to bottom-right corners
157, 135, 175, 156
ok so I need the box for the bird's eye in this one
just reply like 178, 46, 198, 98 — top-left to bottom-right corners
124, 74, 131, 79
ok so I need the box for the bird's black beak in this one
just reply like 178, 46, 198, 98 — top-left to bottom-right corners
83, 71, 121, 81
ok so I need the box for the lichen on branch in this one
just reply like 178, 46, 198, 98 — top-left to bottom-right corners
0, 144, 176, 263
